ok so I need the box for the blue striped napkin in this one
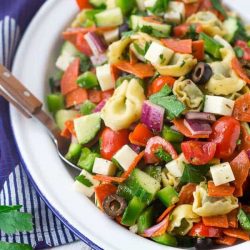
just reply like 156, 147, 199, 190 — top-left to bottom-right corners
0, 1, 86, 249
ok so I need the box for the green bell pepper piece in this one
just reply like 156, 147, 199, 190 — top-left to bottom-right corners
47, 93, 64, 114
121, 196, 146, 226
199, 32, 223, 59
157, 186, 179, 207
152, 233, 177, 247
80, 100, 96, 115
65, 143, 82, 163
77, 71, 99, 89
77, 147, 99, 173
238, 209, 250, 231
162, 126, 184, 143
137, 206, 154, 234
117, 184, 134, 202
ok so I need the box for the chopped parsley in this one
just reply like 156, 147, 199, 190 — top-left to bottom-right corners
75, 175, 93, 187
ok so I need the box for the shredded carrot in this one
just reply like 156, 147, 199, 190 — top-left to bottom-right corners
227, 209, 238, 229
207, 181, 235, 197
60, 127, 71, 139
192, 40, 204, 61
76, 0, 93, 10
121, 151, 145, 179
172, 119, 210, 139
202, 215, 229, 228
152, 214, 170, 237
129, 48, 138, 65
113, 60, 155, 79
110, 64, 120, 82
232, 57, 250, 84
65, 88, 88, 108
161, 39, 192, 54
177, 183, 197, 205
115, 215, 123, 224
93, 175, 125, 183
64, 120, 76, 137
230, 150, 250, 197
156, 205, 175, 223
223, 228, 250, 241
215, 236, 237, 246
142, 16, 162, 24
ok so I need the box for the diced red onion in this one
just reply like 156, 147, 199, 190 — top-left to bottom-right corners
90, 53, 108, 66
141, 101, 165, 132
185, 112, 216, 122
129, 143, 141, 154
247, 149, 250, 160
184, 119, 212, 135
84, 32, 107, 56
143, 217, 167, 237
119, 23, 129, 37
170, 125, 179, 132
94, 99, 107, 113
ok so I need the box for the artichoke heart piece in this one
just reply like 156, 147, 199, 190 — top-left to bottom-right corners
101, 78, 145, 131
192, 182, 238, 217
206, 48, 246, 95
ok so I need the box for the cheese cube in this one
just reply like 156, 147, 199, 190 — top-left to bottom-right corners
210, 162, 235, 186
144, 42, 174, 65
92, 157, 117, 176
73, 170, 100, 197
136, 0, 146, 11
164, 1, 185, 24
164, 12, 182, 24
103, 28, 119, 44
165, 153, 186, 178
113, 145, 138, 171
96, 64, 115, 91
144, 0, 157, 8
55, 53, 75, 71
203, 95, 235, 116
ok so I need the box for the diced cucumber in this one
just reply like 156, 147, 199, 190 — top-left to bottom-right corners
55, 109, 78, 130
130, 15, 171, 35
121, 196, 146, 226
157, 186, 179, 207
61, 41, 79, 57
224, 17, 238, 42
126, 168, 161, 204
46, 93, 64, 114
152, 233, 177, 247
65, 143, 82, 163
77, 147, 100, 172
95, 8, 123, 27
89, 0, 106, 7
117, 183, 134, 202
74, 113, 101, 144
116, 0, 135, 15
144, 166, 162, 182
137, 206, 154, 234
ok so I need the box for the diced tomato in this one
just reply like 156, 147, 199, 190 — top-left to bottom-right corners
65, 88, 88, 108
192, 40, 204, 61
230, 150, 250, 197
184, 0, 202, 17
144, 136, 178, 164
189, 222, 221, 238
76, 0, 92, 9
233, 93, 250, 122
101, 89, 114, 100
161, 39, 192, 54
210, 117, 241, 159
61, 58, 80, 95
100, 128, 130, 160
173, 119, 210, 139
173, 23, 202, 38
75, 33, 93, 56
181, 141, 216, 165
129, 123, 154, 147
235, 40, 250, 61
177, 183, 197, 205
147, 76, 176, 96
95, 184, 117, 210
231, 57, 250, 84
88, 89, 102, 103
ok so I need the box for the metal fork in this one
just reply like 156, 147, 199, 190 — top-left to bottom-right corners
0, 64, 81, 171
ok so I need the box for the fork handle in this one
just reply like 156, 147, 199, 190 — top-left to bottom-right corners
0, 64, 59, 137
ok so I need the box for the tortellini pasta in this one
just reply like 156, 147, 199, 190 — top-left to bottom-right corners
173, 77, 204, 111
187, 11, 226, 37
155, 53, 197, 77
162, 170, 180, 188
206, 48, 246, 95
192, 183, 238, 217
108, 37, 131, 64
101, 78, 145, 131
168, 205, 200, 236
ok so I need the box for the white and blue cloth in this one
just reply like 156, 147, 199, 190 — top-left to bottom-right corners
0, 1, 89, 249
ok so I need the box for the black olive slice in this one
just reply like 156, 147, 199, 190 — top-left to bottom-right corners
192, 62, 213, 85
103, 194, 127, 218
195, 237, 213, 250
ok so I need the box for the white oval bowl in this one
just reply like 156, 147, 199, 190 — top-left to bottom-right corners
10, 0, 250, 249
